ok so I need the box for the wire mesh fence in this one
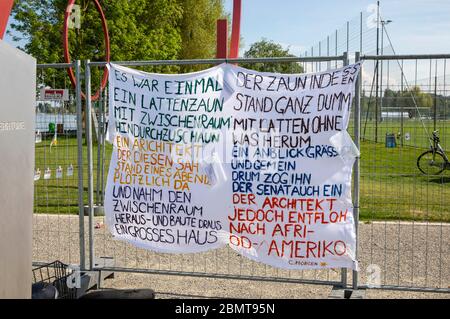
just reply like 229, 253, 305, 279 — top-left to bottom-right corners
360, 57, 449, 147
89, 56, 349, 287
33, 62, 84, 268
355, 54, 450, 292
31, 55, 449, 294
303, 9, 379, 61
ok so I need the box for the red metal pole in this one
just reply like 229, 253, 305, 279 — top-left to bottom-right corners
216, 19, 228, 59
63, 0, 110, 101
229, 0, 242, 58
0, 0, 14, 40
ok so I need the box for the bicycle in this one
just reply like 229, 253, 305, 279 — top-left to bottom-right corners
417, 130, 450, 175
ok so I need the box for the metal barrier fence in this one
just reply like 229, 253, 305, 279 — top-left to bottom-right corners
86, 55, 350, 289
33, 62, 84, 268
32, 53, 449, 294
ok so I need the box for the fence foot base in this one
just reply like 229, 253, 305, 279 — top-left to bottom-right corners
328, 286, 366, 299
83, 205, 105, 216
93, 256, 115, 285
75, 257, 115, 298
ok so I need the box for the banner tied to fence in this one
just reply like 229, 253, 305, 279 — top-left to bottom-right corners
105, 61, 361, 270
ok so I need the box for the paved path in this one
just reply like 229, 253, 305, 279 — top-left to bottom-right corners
33, 214, 449, 298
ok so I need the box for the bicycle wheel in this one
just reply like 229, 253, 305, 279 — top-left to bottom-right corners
417, 150, 446, 175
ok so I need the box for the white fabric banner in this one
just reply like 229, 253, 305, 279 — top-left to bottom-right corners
105, 62, 361, 270
221, 63, 360, 270
105, 63, 232, 253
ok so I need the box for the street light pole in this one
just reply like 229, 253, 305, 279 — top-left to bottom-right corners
375, 1, 380, 142
380, 20, 392, 125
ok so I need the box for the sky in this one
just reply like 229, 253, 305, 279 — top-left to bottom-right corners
224, 0, 450, 56
4, 0, 450, 56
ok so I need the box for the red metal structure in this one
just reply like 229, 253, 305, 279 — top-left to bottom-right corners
63, 0, 110, 101
229, 0, 241, 58
0, 0, 15, 40
216, 19, 228, 59
216, 0, 241, 59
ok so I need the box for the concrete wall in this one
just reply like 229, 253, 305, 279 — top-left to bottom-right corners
0, 41, 36, 299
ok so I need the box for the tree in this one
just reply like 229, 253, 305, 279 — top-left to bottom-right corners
8, 0, 225, 85
9, 0, 184, 94
9, 0, 226, 62
379, 86, 434, 118
407, 86, 433, 109
240, 39, 303, 73
175, 0, 226, 72
382, 88, 396, 109
10, 0, 183, 63
177, 0, 225, 60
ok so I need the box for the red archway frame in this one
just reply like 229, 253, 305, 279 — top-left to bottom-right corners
63, 0, 110, 101
0, 0, 15, 40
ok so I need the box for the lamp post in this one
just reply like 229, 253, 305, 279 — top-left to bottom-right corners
375, 1, 380, 142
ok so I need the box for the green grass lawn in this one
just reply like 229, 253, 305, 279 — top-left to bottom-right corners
359, 140, 449, 222
34, 135, 112, 215
34, 120, 450, 222
355, 118, 450, 148
352, 118, 449, 222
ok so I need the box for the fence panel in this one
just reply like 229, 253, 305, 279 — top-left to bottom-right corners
87, 56, 349, 287
32, 55, 449, 294
305, 9, 378, 59
33, 62, 85, 269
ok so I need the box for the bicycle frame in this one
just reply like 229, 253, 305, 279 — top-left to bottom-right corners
431, 132, 449, 163
436, 143, 449, 162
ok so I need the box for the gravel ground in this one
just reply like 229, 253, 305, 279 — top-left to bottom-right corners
33, 214, 450, 299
